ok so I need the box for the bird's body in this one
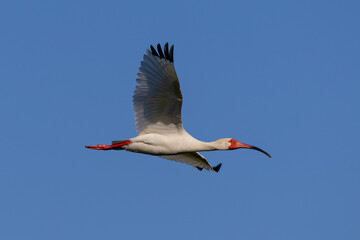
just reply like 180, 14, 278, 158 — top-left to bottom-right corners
86, 43, 271, 172
125, 133, 229, 155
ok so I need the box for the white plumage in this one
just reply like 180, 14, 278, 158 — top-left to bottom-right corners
134, 50, 183, 135
86, 43, 271, 172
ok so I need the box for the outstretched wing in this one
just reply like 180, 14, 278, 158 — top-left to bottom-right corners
133, 43, 183, 135
159, 152, 222, 172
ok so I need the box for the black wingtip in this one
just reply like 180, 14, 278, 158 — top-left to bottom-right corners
213, 163, 222, 173
150, 45, 159, 57
197, 167, 203, 171
170, 45, 174, 62
157, 44, 165, 58
164, 42, 170, 60
149, 43, 174, 63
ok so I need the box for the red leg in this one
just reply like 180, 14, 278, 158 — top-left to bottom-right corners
85, 141, 130, 150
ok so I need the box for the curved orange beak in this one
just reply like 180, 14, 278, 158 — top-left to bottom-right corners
229, 139, 271, 158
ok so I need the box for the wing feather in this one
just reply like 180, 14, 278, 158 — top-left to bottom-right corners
133, 44, 183, 135
159, 152, 217, 172
157, 44, 165, 58
150, 45, 159, 57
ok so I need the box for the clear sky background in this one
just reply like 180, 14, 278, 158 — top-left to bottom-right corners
1, 0, 359, 239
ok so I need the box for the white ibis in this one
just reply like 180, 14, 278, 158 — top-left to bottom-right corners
86, 43, 271, 172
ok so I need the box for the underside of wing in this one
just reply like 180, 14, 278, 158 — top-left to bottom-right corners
159, 152, 222, 172
133, 43, 183, 135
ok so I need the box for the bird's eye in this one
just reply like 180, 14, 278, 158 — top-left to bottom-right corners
232, 141, 235, 144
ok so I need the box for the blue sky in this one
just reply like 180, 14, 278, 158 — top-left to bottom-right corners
1, 0, 359, 239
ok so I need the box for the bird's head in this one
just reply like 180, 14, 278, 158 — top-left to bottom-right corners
218, 138, 271, 158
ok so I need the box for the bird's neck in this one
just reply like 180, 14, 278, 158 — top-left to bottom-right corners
194, 140, 225, 151
182, 132, 227, 151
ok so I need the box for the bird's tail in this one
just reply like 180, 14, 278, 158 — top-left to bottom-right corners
112, 140, 130, 145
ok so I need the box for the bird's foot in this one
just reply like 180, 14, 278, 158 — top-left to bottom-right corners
85, 144, 112, 150
85, 141, 131, 150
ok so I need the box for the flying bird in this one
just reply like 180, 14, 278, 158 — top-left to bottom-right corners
86, 43, 271, 172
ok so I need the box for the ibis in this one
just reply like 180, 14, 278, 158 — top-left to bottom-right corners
86, 43, 271, 172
